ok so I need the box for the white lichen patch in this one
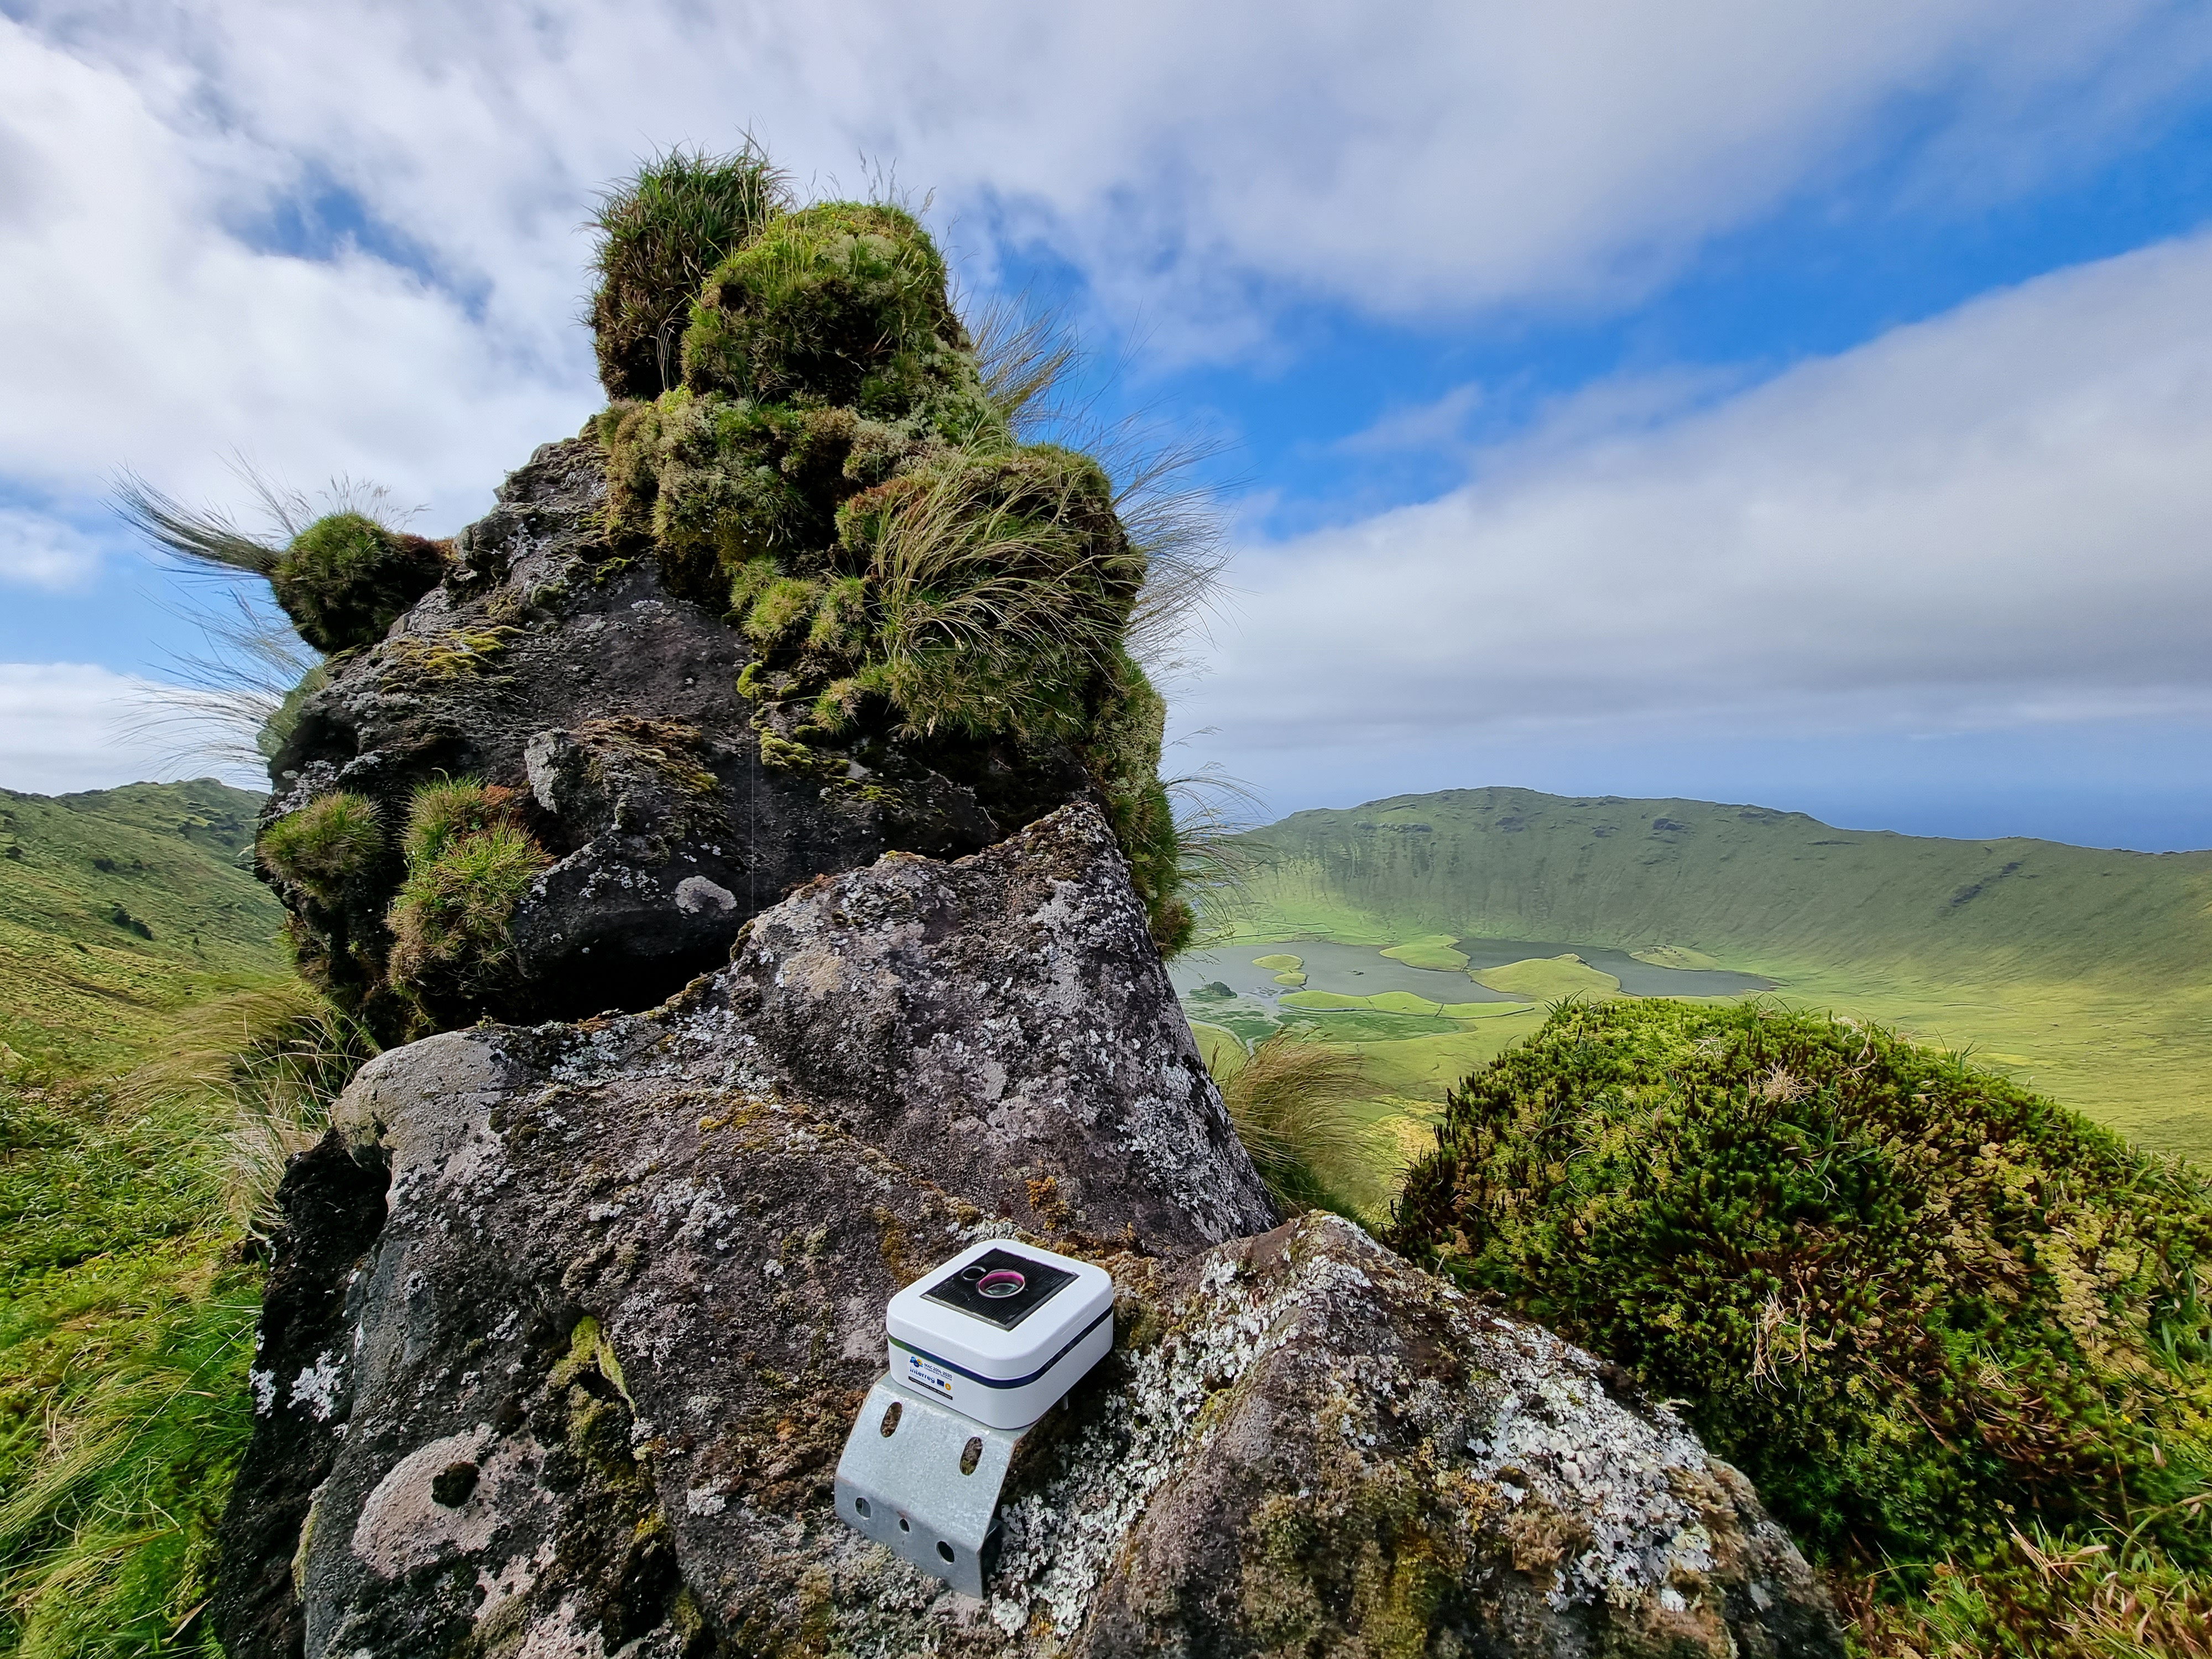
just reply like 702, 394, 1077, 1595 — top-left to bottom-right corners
972, 1216, 1750, 1642
289, 1351, 348, 1421
1455, 1320, 1718, 1611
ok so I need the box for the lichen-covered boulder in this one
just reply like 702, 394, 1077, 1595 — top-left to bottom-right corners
216, 807, 1841, 1658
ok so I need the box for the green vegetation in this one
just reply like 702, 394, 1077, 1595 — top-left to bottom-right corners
268, 513, 448, 655
1380, 935, 1468, 971
385, 781, 551, 1022
1469, 953, 1621, 999
1251, 953, 1302, 971
592, 152, 1198, 951
1232, 786, 2212, 1158
588, 144, 790, 401
0, 775, 366, 1656
256, 792, 383, 902
0, 984, 373, 1658
682, 202, 992, 436
1211, 1030, 1375, 1219
0, 783, 287, 1076
1389, 998, 2212, 1657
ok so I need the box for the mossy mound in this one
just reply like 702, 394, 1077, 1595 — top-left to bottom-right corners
588, 145, 789, 401
680, 202, 991, 436
1389, 998, 2212, 1650
270, 513, 448, 654
591, 173, 1193, 950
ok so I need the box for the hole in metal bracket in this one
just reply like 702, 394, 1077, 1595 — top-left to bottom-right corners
898, 1515, 910, 1532
959, 1436, 983, 1475
853, 1496, 872, 1519
879, 1400, 902, 1438
937, 1540, 956, 1563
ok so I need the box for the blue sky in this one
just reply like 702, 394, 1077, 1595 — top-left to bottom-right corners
5, 1, 2212, 849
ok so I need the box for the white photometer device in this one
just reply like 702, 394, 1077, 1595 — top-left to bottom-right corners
833, 1239, 1114, 1596
885, 1239, 1115, 1430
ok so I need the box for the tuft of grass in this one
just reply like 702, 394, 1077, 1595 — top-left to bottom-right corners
0, 984, 374, 1657
385, 782, 550, 1011
399, 779, 517, 870
1388, 997, 2212, 1656
588, 143, 791, 401
1212, 1029, 1375, 1219
256, 793, 382, 903
839, 447, 1141, 742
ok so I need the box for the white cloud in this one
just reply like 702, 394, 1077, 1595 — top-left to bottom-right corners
1180, 232, 2212, 763
0, 662, 258, 795
0, 0, 2203, 523
0, 509, 99, 588
0, 16, 584, 525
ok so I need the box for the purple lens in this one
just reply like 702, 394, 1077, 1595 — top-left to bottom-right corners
976, 1269, 1025, 1300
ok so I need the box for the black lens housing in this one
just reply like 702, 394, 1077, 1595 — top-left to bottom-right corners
924, 1248, 1075, 1331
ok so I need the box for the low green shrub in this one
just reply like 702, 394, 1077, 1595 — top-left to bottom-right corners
269, 512, 447, 654
588, 145, 789, 400
257, 791, 383, 901
1388, 998, 2212, 1652
385, 783, 550, 1009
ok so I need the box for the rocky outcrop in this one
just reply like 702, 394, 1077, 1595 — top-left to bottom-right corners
263, 436, 1026, 1040
218, 803, 1843, 1658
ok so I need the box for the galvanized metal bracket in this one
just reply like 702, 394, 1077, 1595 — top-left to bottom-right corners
832, 1375, 1026, 1599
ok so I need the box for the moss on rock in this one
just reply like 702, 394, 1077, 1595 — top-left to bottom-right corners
592, 238, 1188, 943
270, 513, 448, 654
680, 202, 994, 439
1389, 998, 2212, 1648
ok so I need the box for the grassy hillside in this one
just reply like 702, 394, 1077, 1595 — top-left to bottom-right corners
1230, 786, 2212, 1157
0, 781, 289, 1074
0, 782, 357, 1655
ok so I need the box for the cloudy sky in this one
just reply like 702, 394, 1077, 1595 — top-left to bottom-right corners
5, 1, 2211, 848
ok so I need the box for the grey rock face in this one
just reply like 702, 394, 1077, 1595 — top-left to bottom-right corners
221, 805, 1842, 1659
264, 434, 1014, 1040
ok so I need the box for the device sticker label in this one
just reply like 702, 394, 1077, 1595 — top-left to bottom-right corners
904, 1353, 956, 1399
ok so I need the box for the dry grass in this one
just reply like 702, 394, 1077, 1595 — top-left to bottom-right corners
859, 460, 1135, 740
1214, 1028, 1377, 1217
116, 979, 378, 1240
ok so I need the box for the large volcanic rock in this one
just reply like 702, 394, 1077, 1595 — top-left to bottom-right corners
264, 434, 1031, 1038
215, 804, 1842, 1658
